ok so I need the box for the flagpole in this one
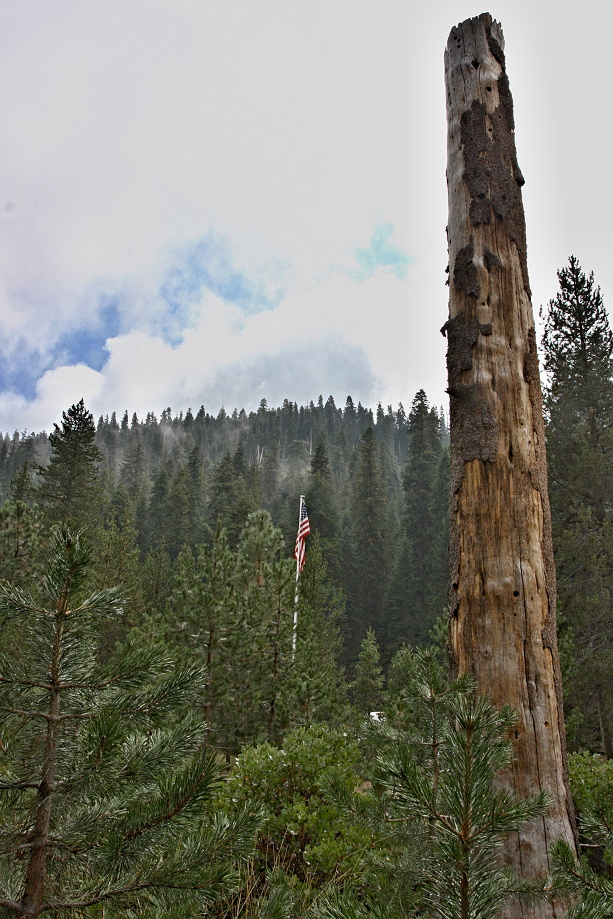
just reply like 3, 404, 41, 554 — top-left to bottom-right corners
292, 495, 304, 660
292, 495, 311, 661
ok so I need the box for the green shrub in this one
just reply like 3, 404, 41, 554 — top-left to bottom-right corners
568, 751, 613, 868
218, 724, 372, 890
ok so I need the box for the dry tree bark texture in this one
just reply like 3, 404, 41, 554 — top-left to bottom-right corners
444, 13, 576, 914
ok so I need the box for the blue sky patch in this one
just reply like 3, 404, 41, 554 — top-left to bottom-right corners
0, 343, 49, 402
53, 328, 109, 373
352, 224, 412, 280
52, 298, 122, 370
158, 233, 283, 345
0, 299, 121, 404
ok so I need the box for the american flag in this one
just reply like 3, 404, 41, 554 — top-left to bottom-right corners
294, 496, 311, 572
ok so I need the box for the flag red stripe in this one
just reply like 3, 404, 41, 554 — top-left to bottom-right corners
294, 498, 310, 571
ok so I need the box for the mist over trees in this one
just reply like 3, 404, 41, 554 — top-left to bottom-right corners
0, 391, 449, 663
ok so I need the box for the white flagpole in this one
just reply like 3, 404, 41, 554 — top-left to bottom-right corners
292, 495, 304, 660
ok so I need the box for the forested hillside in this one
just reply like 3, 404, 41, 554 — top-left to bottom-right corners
0, 390, 449, 665
0, 259, 611, 917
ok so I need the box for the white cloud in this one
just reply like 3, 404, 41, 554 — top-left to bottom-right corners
1, 0, 413, 344
0, 365, 104, 435
95, 266, 447, 416
2, 0, 612, 433
4, 265, 448, 431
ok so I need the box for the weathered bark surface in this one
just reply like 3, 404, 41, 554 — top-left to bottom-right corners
444, 13, 576, 915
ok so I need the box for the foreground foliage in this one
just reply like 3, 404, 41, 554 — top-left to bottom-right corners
215, 651, 555, 919
369, 651, 551, 918
0, 528, 257, 917
0, 528, 610, 917
550, 752, 613, 918
165, 516, 346, 754
216, 724, 372, 915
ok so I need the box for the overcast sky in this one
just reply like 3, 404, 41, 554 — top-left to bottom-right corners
1, 0, 611, 434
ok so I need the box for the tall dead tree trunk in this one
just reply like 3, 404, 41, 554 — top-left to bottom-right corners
444, 13, 576, 914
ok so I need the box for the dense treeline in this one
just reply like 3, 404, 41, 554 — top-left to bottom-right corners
0, 257, 612, 917
0, 391, 449, 664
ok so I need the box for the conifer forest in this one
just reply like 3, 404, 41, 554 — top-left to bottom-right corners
0, 256, 611, 917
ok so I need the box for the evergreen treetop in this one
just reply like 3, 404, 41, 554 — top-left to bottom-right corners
36, 399, 103, 531
541, 255, 613, 414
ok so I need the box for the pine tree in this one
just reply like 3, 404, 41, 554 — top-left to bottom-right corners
183, 510, 296, 752
551, 752, 613, 916
232, 510, 295, 746
146, 461, 173, 551
165, 465, 195, 557
351, 627, 384, 716
402, 391, 444, 629
186, 444, 207, 541
36, 400, 103, 532
315, 651, 552, 918
0, 527, 256, 916
384, 391, 446, 654
541, 257, 613, 755
166, 527, 237, 749
542, 256, 613, 529
0, 499, 44, 591
290, 536, 347, 726
305, 436, 341, 578
260, 441, 281, 516
551, 842, 613, 919
207, 448, 260, 547
8, 462, 36, 505
166, 525, 347, 753
120, 440, 150, 549
139, 540, 174, 619
370, 653, 550, 919
89, 504, 145, 640
542, 257, 613, 428
345, 428, 393, 662
424, 448, 450, 622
